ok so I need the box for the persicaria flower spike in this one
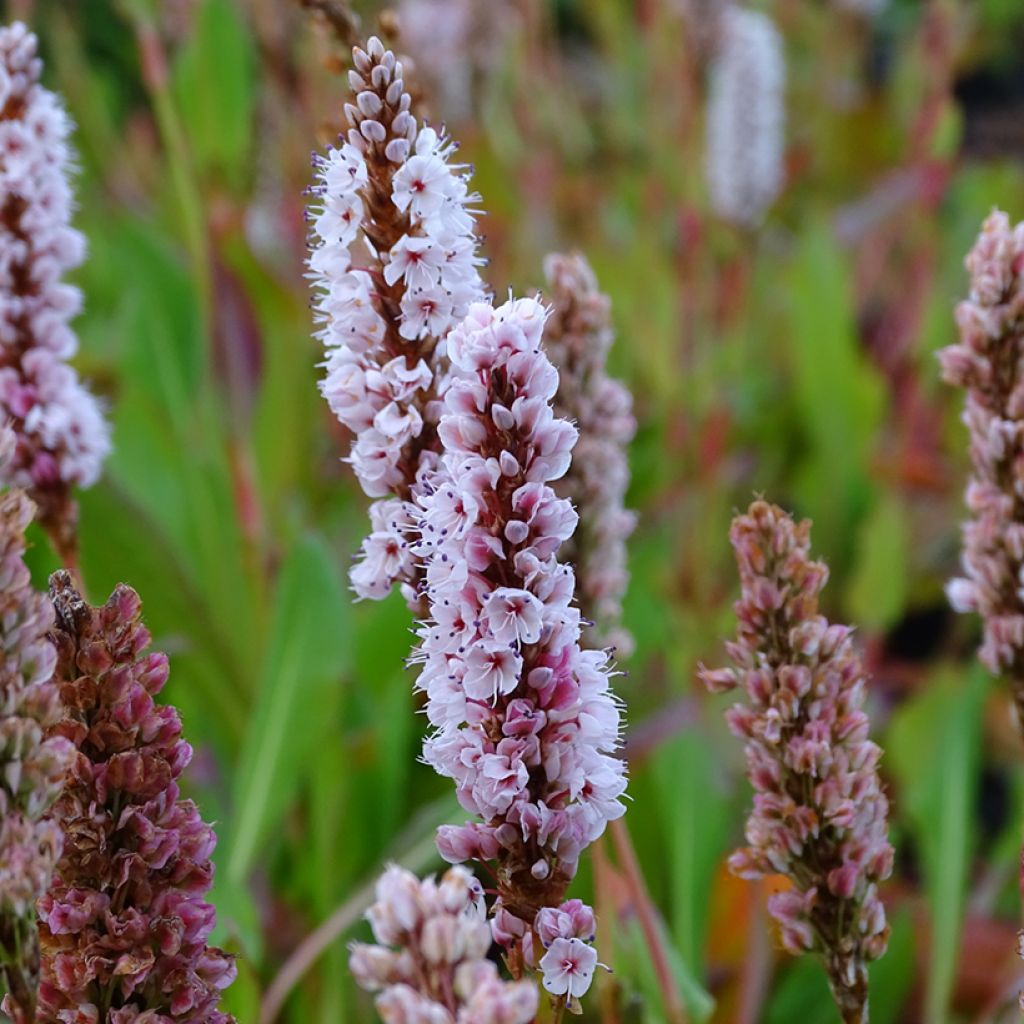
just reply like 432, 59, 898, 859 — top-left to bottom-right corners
309, 35, 486, 604
0, 430, 74, 1024
0, 23, 110, 561
705, 6, 785, 227
699, 500, 893, 1024
939, 210, 1024, 730
413, 296, 626, 1007
543, 252, 636, 655
37, 572, 236, 1023
350, 864, 538, 1024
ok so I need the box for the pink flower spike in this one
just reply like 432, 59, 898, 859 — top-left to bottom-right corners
702, 500, 893, 1024
350, 864, 537, 1023
543, 253, 636, 656
0, 23, 110, 563
308, 35, 486, 607
0, 427, 73, 1024
411, 295, 624, 1008
37, 572, 235, 1023
939, 210, 1024, 731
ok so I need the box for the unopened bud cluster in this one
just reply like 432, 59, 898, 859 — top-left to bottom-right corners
37, 574, 235, 1023
939, 210, 1024, 729
701, 501, 892, 1024
350, 864, 538, 1024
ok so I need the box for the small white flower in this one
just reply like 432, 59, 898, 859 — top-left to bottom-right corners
539, 936, 599, 1001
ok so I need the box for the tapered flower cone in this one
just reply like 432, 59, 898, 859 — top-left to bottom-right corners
543, 252, 637, 656
37, 572, 235, 1023
700, 500, 893, 1024
309, 35, 485, 605
939, 210, 1024, 740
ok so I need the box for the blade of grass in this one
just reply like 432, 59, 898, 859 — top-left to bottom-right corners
225, 533, 349, 885
887, 664, 986, 1024
258, 794, 460, 1024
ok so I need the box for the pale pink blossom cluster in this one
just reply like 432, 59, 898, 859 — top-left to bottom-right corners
350, 864, 538, 1024
0, 24, 110, 537
543, 252, 636, 655
700, 500, 892, 1024
308, 36, 485, 603
939, 211, 1024, 725
705, 6, 785, 227
411, 296, 626, 1005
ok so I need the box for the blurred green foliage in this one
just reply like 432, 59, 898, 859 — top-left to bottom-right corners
7, 0, 1024, 1019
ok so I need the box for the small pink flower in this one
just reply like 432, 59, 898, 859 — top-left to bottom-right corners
539, 936, 598, 1002
483, 587, 544, 646
38, 573, 235, 1023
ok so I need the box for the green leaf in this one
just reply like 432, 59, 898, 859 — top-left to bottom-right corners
764, 956, 834, 1024
615, 913, 715, 1024
845, 491, 910, 631
764, 910, 913, 1024
785, 219, 886, 569
650, 727, 731, 978
868, 909, 915, 1024
886, 664, 986, 1024
172, 0, 255, 190
225, 533, 350, 885
77, 479, 247, 748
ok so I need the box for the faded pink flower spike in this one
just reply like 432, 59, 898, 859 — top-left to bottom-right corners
705, 6, 785, 227
0, 429, 74, 1024
700, 500, 893, 1024
0, 23, 111, 564
350, 864, 538, 1024
543, 252, 637, 656
413, 296, 625, 1010
939, 210, 1024, 731
308, 35, 486, 606
37, 572, 235, 1024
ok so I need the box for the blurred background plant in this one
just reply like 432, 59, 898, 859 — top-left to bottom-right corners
5, 0, 1024, 1020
